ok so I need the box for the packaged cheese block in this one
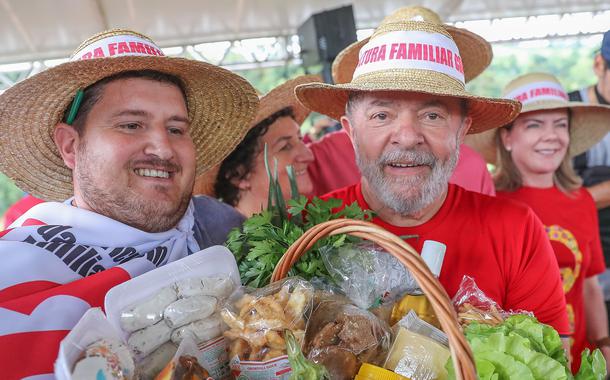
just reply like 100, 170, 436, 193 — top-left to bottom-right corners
384, 327, 450, 380
120, 286, 178, 333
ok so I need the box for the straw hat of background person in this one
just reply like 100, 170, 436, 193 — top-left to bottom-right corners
331, 5, 492, 85
465, 72, 610, 164
0, 29, 259, 201
295, 11, 520, 134
193, 74, 322, 197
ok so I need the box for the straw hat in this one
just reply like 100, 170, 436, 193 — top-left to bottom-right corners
295, 17, 520, 135
0, 29, 259, 201
465, 72, 610, 164
194, 74, 322, 197
332, 6, 492, 84
252, 74, 322, 126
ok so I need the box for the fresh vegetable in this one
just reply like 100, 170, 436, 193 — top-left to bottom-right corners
286, 330, 330, 380
225, 147, 372, 287
448, 315, 606, 380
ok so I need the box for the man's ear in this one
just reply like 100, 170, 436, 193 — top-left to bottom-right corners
54, 123, 80, 170
593, 53, 606, 79
457, 117, 472, 145
340, 115, 355, 145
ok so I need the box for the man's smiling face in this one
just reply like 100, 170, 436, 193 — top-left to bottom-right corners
69, 77, 196, 232
342, 91, 470, 216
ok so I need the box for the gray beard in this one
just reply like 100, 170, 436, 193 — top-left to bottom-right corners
355, 141, 459, 217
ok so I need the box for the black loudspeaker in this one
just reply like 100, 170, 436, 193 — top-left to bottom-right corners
297, 5, 357, 83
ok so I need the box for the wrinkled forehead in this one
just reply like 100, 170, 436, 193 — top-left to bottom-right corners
350, 90, 463, 111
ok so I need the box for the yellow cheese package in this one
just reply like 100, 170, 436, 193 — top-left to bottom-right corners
384, 327, 450, 380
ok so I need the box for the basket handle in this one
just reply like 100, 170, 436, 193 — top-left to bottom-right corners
271, 218, 477, 380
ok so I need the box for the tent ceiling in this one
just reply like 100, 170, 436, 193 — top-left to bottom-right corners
1, 0, 609, 64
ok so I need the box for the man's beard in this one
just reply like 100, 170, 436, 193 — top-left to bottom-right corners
74, 143, 193, 233
355, 140, 459, 217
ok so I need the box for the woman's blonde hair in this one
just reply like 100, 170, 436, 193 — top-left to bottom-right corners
493, 121, 582, 194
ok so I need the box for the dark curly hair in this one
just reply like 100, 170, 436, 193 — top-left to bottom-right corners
214, 106, 296, 206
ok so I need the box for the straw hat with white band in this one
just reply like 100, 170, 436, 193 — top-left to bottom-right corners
0, 29, 259, 201
332, 6, 492, 85
465, 72, 610, 164
295, 17, 521, 134
252, 74, 322, 126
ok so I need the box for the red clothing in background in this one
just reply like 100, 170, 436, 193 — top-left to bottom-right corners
321, 182, 570, 336
497, 186, 605, 372
1, 195, 44, 229
308, 130, 495, 196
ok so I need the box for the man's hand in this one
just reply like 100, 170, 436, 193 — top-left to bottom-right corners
586, 180, 610, 209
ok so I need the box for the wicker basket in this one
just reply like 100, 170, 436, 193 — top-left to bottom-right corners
271, 218, 477, 380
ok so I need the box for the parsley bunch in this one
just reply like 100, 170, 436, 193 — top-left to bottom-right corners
225, 146, 371, 288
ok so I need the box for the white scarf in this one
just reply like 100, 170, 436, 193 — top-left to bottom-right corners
0, 200, 200, 379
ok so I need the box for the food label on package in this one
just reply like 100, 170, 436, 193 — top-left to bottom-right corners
229, 355, 292, 380
197, 336, 231, 380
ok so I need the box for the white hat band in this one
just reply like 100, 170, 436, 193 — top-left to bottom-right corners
353, 30, 465, 85
71, 34, 165, 61
504, 81, 568, 105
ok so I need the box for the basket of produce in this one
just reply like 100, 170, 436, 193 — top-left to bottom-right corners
270, 218, 477, 380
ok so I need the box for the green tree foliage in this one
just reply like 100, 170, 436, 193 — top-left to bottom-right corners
467, 38, 598, 97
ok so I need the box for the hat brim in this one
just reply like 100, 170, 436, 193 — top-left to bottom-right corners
252, 74, 322, 126
295, 77, 521, 135
465, 102, 610, 164
332, 25, 492, 85
0, 56, 259, 201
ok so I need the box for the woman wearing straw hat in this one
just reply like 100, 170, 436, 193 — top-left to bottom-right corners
489, 72, 610, 372
195, 75, 319, 217
295, 8, 572, 339
0, 29, 258, 377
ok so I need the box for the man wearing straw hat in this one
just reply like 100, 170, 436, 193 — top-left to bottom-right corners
0, 29, 258, 377
307, 6, 497, 197
295, 9, 571, 337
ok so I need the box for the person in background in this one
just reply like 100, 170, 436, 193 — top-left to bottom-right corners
488, 72, 610, 372
307, 6, 496, 197
0, 29, 258, 377
568, 29, 610, 335
295, 6, 570, 343
193, 75, 319, 217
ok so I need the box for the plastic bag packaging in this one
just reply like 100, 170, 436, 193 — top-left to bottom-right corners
303, 298, 392, 380
384, 311, 450, 380
451, 276, 533, 327
155, 335, 213, 380
54, 308, 136, 380
104, 246, 239, 378
220, 277, 314, 379
321, 242, 417, 310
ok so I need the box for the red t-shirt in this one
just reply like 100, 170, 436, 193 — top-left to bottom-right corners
321, 182, 570, 335
497, 186, 606, 371
307, 130, 495, 196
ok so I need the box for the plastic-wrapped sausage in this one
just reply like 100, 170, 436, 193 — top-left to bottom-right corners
171, 315, 223, 344
200, 275, 234, 298
128, 320, 172, 358
164, 295, 217, 328
175, 277, 206, 298
136, 341, 178, 380
120, 286, 177, 333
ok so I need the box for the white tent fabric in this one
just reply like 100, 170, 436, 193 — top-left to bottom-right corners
1, 0, 609, 64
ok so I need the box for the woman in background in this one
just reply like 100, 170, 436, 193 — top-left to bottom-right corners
487, 72, 610, 373
193, 75, 319, 217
